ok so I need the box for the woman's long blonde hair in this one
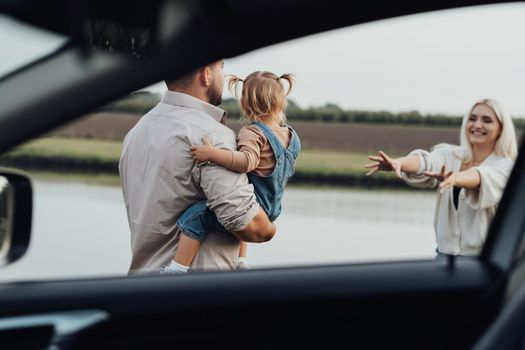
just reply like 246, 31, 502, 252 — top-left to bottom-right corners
459, 98, 518, 161
228, 71, 294, 125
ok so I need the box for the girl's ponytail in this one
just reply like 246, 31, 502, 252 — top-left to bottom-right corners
230, 71, 295, 126
228, 75, 244, 98
278, 73, 295, 96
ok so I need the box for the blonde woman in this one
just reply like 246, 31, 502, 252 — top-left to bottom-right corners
161, 71, 301, 273
365, 99, 517, 257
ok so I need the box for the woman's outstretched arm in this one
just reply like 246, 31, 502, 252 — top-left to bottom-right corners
424, 166, 481, 192
365, 150, 421, 178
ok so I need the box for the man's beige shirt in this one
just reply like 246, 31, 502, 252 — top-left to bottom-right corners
119, 91, 260, 274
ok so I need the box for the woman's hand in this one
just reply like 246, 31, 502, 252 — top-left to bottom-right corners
423, 165, 456, 193
190, 137, 215, 163
365, 151, 402, 178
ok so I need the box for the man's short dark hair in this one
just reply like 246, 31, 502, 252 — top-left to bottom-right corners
165, 68, 200, 90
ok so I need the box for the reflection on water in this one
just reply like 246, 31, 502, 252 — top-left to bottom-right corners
283, 187, 434, 224
250, 187, 436, 268
0, 181, 437, 282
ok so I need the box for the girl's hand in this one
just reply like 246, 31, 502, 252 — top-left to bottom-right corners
365, 150, 402, 178
423, 165, 456, 193
190, 137, 215, 163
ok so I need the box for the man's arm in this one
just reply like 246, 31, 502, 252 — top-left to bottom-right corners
192, 131, 275, 243
233, 207, 276, 242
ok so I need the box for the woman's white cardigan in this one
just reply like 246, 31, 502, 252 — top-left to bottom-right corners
401, 145, 514, 256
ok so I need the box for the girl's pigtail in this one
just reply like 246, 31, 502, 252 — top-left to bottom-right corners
279, 73, 295, 96
228, 75, 244, 99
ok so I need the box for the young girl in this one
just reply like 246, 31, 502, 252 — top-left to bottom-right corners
161, 71, 301, 273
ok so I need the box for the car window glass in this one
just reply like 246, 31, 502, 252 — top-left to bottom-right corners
0, 3, 522, 282
0, 15, 66, 79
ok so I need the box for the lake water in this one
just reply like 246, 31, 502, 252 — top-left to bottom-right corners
0, 181, 438, 282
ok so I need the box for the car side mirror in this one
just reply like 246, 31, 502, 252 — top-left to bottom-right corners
0, 167, 32, 267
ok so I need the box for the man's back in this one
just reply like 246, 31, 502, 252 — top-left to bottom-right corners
119, 92, 260, 274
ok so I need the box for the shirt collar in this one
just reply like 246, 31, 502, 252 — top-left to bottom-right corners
161, 91, 226, 123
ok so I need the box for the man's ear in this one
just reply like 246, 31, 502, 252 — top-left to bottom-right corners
200, 66, 212, 87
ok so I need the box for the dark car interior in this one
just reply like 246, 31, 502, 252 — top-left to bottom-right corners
0, 0, 525, 349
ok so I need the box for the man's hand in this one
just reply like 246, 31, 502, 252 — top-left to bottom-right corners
191, 137, 216, 163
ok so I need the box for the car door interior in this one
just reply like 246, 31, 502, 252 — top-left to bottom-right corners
472, 267, 525, 349
0, 310, 109, 350
0, 258, 505, 349
0, 1, 523, 349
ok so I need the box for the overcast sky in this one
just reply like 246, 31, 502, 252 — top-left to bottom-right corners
150, 3, 525, 117
3, 3, 525, 117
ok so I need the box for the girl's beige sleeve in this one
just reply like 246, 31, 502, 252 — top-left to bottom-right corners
227, 125, 265, 173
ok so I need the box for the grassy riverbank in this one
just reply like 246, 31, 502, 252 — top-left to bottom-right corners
6, 137, 121, 162
4, 136, 397, 175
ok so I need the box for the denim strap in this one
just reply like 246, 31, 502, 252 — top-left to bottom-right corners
250, 121, 300, 158
250, 121, 286, 160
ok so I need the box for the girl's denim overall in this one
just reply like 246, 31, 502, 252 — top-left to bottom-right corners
176, 121, 301, 240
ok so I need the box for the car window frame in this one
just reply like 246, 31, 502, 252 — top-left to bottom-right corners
0, 0, 523, 282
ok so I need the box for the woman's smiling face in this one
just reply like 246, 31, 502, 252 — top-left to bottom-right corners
466, 103, 502, 148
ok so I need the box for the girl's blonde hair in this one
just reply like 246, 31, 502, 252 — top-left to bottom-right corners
228, 71, 294, 125
459, 98, 518, 161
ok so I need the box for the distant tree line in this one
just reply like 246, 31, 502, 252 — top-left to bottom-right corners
98, 91, 161, 114
98, 91, 525, 129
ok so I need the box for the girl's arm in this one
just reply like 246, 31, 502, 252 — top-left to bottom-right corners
191, 137, 234, 168
191, 137, 260, 173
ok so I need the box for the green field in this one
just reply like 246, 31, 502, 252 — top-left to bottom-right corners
8, 137, 122, 161
296, 149, 376, 175
9, 136, 396, 177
